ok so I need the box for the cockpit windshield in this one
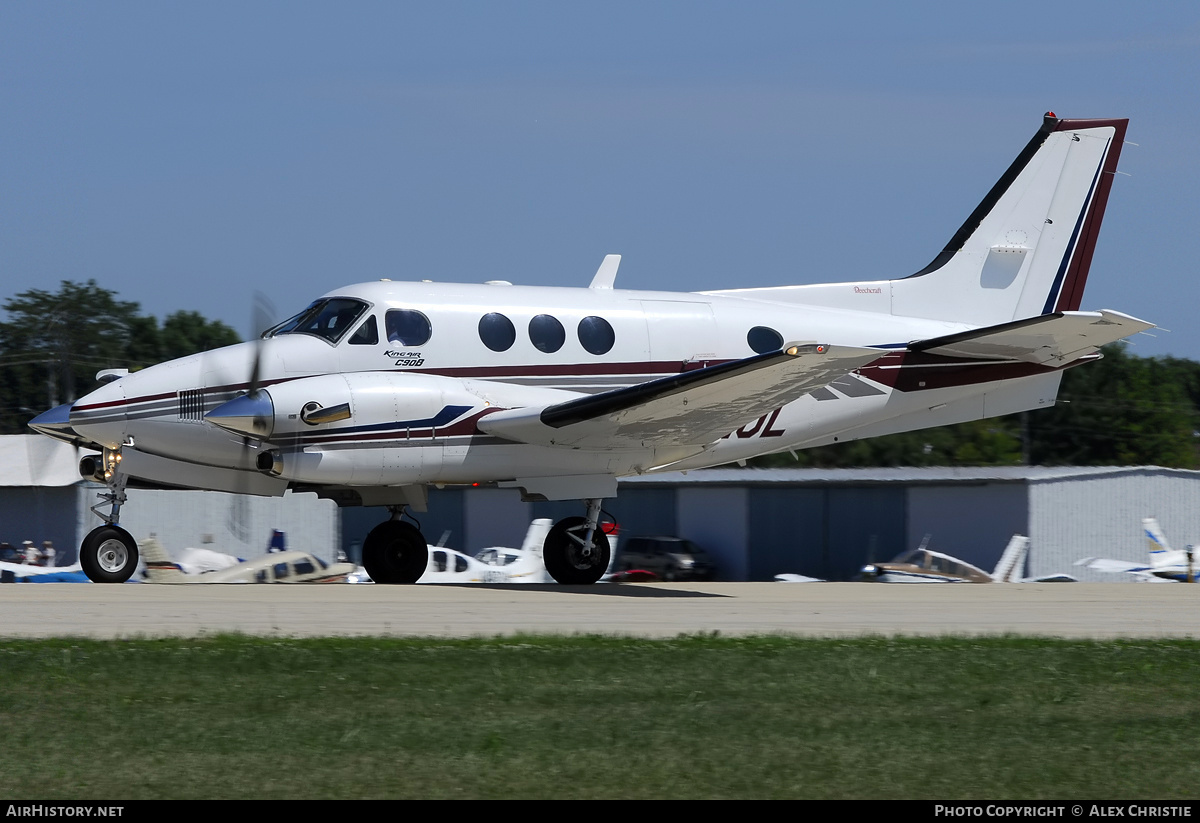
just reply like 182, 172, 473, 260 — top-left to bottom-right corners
265, 298, 369, 344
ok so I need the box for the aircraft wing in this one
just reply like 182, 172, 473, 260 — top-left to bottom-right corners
478, 343, 882, 449
1073, 557, 1152, 575
909, 310, 1154, 365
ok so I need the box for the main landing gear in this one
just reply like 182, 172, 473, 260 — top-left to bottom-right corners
79, 449, 140, 584
361, 508, 429, 584
542, 499, 611, 585
359, 499, 611, 586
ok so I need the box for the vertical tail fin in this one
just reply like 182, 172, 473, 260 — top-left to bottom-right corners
991, 535, 1029, 583
519, 519, 554, 556
139, 537, 187, 583
893, 114, 1128, 326
1144, 516, 1171, 554
705, 114, 1129, 329
1143, 517, 1186, 570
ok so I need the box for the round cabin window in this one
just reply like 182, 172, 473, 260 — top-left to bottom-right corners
479, 313, 517, 352
578, 316, 615, 355
747, 326, 783, 354
529, 314, 566, 353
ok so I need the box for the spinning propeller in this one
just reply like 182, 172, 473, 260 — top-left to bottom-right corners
205, 292, 278, 441
201, 292, 280, 544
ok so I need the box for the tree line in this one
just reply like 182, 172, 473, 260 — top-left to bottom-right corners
0, 280, 239, 433
1, 280, 1195, 468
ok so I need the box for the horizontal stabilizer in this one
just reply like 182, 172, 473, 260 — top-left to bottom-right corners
478, 343, 882, 449
909, 310, 1153, 365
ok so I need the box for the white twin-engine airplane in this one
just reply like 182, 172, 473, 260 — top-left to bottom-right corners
31, 113, 1152, 585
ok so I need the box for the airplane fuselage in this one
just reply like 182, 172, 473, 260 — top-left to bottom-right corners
32, 113, 1149, 584
63, 279, 1071, 499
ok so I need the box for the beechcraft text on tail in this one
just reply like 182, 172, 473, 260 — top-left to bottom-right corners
29, 112, 1152, 585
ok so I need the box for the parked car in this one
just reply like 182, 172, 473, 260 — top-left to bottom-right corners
616, 537, 715, 581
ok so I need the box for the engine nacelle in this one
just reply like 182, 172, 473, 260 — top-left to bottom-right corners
79, 449, 123, 482
79, 454, 103, 481
231, 371, 486, 486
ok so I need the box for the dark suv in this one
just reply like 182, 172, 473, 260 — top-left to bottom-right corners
616, 537, 716, 581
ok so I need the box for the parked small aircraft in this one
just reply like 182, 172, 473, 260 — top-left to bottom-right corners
174, 546, 244, 575
1075, 517, 1197, 582
860, 534, 1076, 583
0, 559, 89, 583
30, 113, 1150, 585
350, 519, 557, 583
472, 518, 555, 583
140, 537, 354, 583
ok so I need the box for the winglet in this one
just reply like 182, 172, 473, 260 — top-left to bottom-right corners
589, 254, 621, 289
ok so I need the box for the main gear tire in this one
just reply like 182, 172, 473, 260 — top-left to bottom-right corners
543, 516, 610, 585
361, 520, 428, 584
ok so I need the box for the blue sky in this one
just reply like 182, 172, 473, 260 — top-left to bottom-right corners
3, 2, 1198, 358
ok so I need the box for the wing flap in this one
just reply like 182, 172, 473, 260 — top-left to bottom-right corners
478, 343, 882, 449
909, 310, 1154, 364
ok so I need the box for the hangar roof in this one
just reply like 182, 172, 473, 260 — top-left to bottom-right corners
622, 465, 1200, 487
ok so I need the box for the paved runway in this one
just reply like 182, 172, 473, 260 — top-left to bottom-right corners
2, 582, 1198, 639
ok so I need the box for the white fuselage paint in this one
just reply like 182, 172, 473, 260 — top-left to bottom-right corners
67, 280, 1066, 497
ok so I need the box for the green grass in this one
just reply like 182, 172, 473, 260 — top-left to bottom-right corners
2, 634, 1199, 799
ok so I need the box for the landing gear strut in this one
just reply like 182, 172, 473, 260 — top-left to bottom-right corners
361, 508, 429, 584
80, 448, 139, 584
544, 498, 611, 585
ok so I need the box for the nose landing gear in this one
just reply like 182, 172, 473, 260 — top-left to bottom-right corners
79, 448, 139, 584
543, 499, 611, 585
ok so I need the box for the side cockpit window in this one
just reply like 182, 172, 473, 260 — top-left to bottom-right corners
348, 315, 379, 345
386, 309, 432, 346
269, 298, 369, 344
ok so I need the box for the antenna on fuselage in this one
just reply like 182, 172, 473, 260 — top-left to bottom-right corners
589, 254, 621, 290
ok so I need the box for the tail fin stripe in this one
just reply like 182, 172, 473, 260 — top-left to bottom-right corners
1041, 159, 1107, 315
1052, 121, 1127, 312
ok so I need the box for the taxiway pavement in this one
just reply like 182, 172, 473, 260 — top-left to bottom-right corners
1, 582, 1197, 639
